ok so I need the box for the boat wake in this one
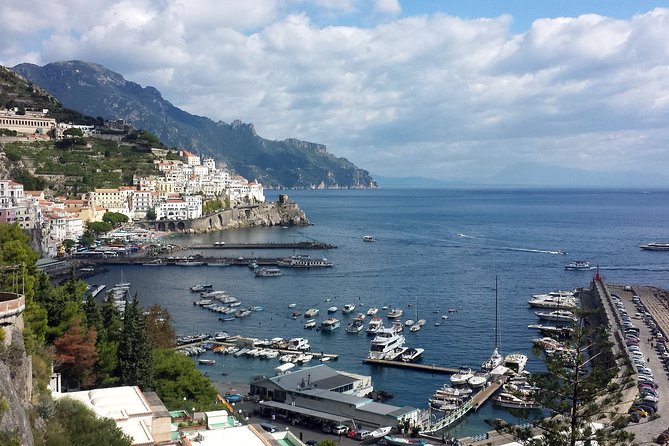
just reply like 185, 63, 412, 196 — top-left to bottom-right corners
504, 247, 567, 255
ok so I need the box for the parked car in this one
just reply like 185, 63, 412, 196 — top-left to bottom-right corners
333, 425, 349, 435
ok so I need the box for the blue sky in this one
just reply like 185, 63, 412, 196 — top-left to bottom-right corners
2, 0, 669, 185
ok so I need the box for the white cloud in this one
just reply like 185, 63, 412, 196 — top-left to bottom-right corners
2, 1, 669, 182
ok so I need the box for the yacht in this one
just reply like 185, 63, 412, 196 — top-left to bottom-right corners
481, 347, 503, 370
493, 392, 541, 410
346, 320, 364, 333
366, 316, 384, 335
468, 374, 488, 388
564, 260, 591, 270
277, 254, 333, 268
400, 347, 424, 362
640, 242, 669, 251
320, 318, 341, 332
286, 338, 311, 351
368, 328, 406, 360
387, 308, 403, 319
535, 310, 578, 323
255, 267, 282, 277
527, 323, 574, 337
527, 295, 578, 309
450, 367, 474, 386
504, 353, 528, 374
342, 304, 356, 313
362, 235, 376, 242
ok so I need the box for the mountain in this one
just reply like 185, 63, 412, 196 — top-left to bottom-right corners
12, 61, 377, 189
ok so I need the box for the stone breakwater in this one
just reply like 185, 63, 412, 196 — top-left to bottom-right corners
137, 197, 309, 234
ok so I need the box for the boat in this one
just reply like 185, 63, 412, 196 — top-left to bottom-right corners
277, 254, 334, 268
535, 310, 578, 323
286, 338, 311, 351
387, 308, 403, 319
320, 318, 340, 332
115, 271, 130, 289
409, 324, 421, 332
304, 308, 319, 318
342, 304, 356, 313
367, 307, 378, 316
354, 312, 366, 321
198, 359, 216, 365
391, 321, 404, 333
288, 303, 297, 308
504, 353, 528, 374
400, 347, 424, 362
190, 284, 213, 292
483, 277, 504, 370
366, 316, 384, 335
527, 323, 574, 337
255, 267, 282, 277
362, 235, 376, 242
327, 306, 338, 314
450, 367, 474, 385
175, 260, 205, 266
404, 319, 415, 326
346, 320, 364, 333
527, 295, 578, 309
141, 259, 164, 266
368, 328, 406, 360
207, 261, 230, 267
564, 260, 591, 270
640, 242, 669, 251
493, 392, 541, 410
369, 426, 392, 439
467, 374, 487, 388
201, 290, 227, 299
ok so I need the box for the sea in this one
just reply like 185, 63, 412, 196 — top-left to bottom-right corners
88, 187, 669, 437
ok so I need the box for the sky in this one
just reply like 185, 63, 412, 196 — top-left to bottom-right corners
2, 0, 669, 183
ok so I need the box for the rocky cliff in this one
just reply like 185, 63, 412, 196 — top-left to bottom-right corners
0, 327, 34, 446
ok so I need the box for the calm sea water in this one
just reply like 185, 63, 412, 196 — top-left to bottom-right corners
90, 188, 669, 437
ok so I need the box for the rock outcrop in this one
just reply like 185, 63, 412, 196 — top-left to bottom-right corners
0, 327, 34, 446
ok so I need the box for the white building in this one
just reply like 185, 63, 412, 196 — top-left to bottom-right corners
90, 187, 134, 216
154, 195, 202, 220
53, 386, 172, 446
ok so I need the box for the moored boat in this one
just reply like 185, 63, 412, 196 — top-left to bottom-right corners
367, 307, 379, 316
387, 308, 403, 319
342, 304, 356, 313
368, 328, 406, 360
450, 367, 474, 386
304, 308, 319, 318
362, 235, 376, 242
640, 242, 669, 251
190, 283, 213, 292
504, 353, 528, 374
255, 267, 282, 277
493, 392, 541, 410
400, 347, 424, 362
320, 318, 341, 332
535, 310, 578, 323
277, 254, 333, 268
198, 359, 216, 365
327, 306, 338, 314
346, 320, 364, 333
304, 319, 317, 329
366, 316, 384, 335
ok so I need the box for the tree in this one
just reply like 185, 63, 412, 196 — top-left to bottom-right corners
53, 318, 98, 389
86, 221, 112, 236
63, 128, 83, 138
145, 304, 176, 349
102, 211, 129, 227
42, 398, 132, 446
153, 349, 219, 411
494, 321, 636, 446
62, 239, 76, 253
145, 207, 157, 221
117, 295, 153, 389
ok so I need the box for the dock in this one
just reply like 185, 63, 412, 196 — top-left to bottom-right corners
362, 358, 461, 374
191, 241, 336, 250
177, 339, 339, 361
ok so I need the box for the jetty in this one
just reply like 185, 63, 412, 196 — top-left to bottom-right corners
192, 241, 336, 250
176, 337, 339, 361
362, 358, 461, 374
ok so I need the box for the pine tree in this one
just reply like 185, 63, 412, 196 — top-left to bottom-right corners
117, 295, 153, 389
53, 318, 98, 389
82, 293, 103, 333
495, 323, 636, 446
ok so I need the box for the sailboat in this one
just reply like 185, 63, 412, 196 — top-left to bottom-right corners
114, 270, 131, 289
409, 301, 423, 332
482, 276, 503, 370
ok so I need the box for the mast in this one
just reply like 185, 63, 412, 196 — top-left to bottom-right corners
494, 276, 500, 350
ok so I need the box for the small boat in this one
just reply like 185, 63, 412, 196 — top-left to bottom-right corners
354, 312, 366, 321
362, 235, 376, 242
304, 308, 319, 318
387, 308, 403, 319
369, 426, 392, 439
383, 435, 432, 445
288, 303, 297, 308
198, 359, 216, 365
409, 324, 421, 332
366, 316, 384, 335
304, 319, 317, 329
468, 374, 487, 388
142, 259, 164, 266
641, 242, 669, 251
493, 392, 541, 410
255, 267, 282, 277
190, 284, 213, 292
321, 318, 340, 332
391, 321, 404, 333
277, 254, 333, 268
404, 319, 415, 326
327, 306, 338, 314
292, 311, 302, 319
346, 320, 364, 333
564, 260, 591, 270
367, 307, 379, 316
175, 260, 205, 266
342, 304, 356, 313
450, 367, 474, 386
401, 347, 424, 362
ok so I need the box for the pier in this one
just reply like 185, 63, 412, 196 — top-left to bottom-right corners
191, 241, 336, 250
177, 338, 339, 361
362, 358, 461, 374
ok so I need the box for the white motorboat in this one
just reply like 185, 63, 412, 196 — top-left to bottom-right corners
387, 308, 403, 319
564, 259, 591, 270
450, 367, 474, 385
391, 321, 404, 333
409, 324, 421, 332
304, 308, 319, 318
482, 347, 503, 370
528, 295, 578, 309
367, 307, 379, 316
327, 306, 338, 314
354, 312, 366, 321
468, 374, 487, 388
535, 310, 578, 323
320, 318, 340, 332
346, 320, 364, 333
504, 353, 528, 374
493, 392, 541, 410
286, 338, 311, 351
201, 290, 227, 299
362, 235, 376, 242
368, 328, 406, 360
366, 316, 384, 335
369, 426, 392, 439
190, 283, 213, 292
404, 319, 415, 326
304, 319, 317, 329
342, 304, 356, 313
288, 303, 297, 308
383, 346, 408, 361
400, 347, 424, 362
